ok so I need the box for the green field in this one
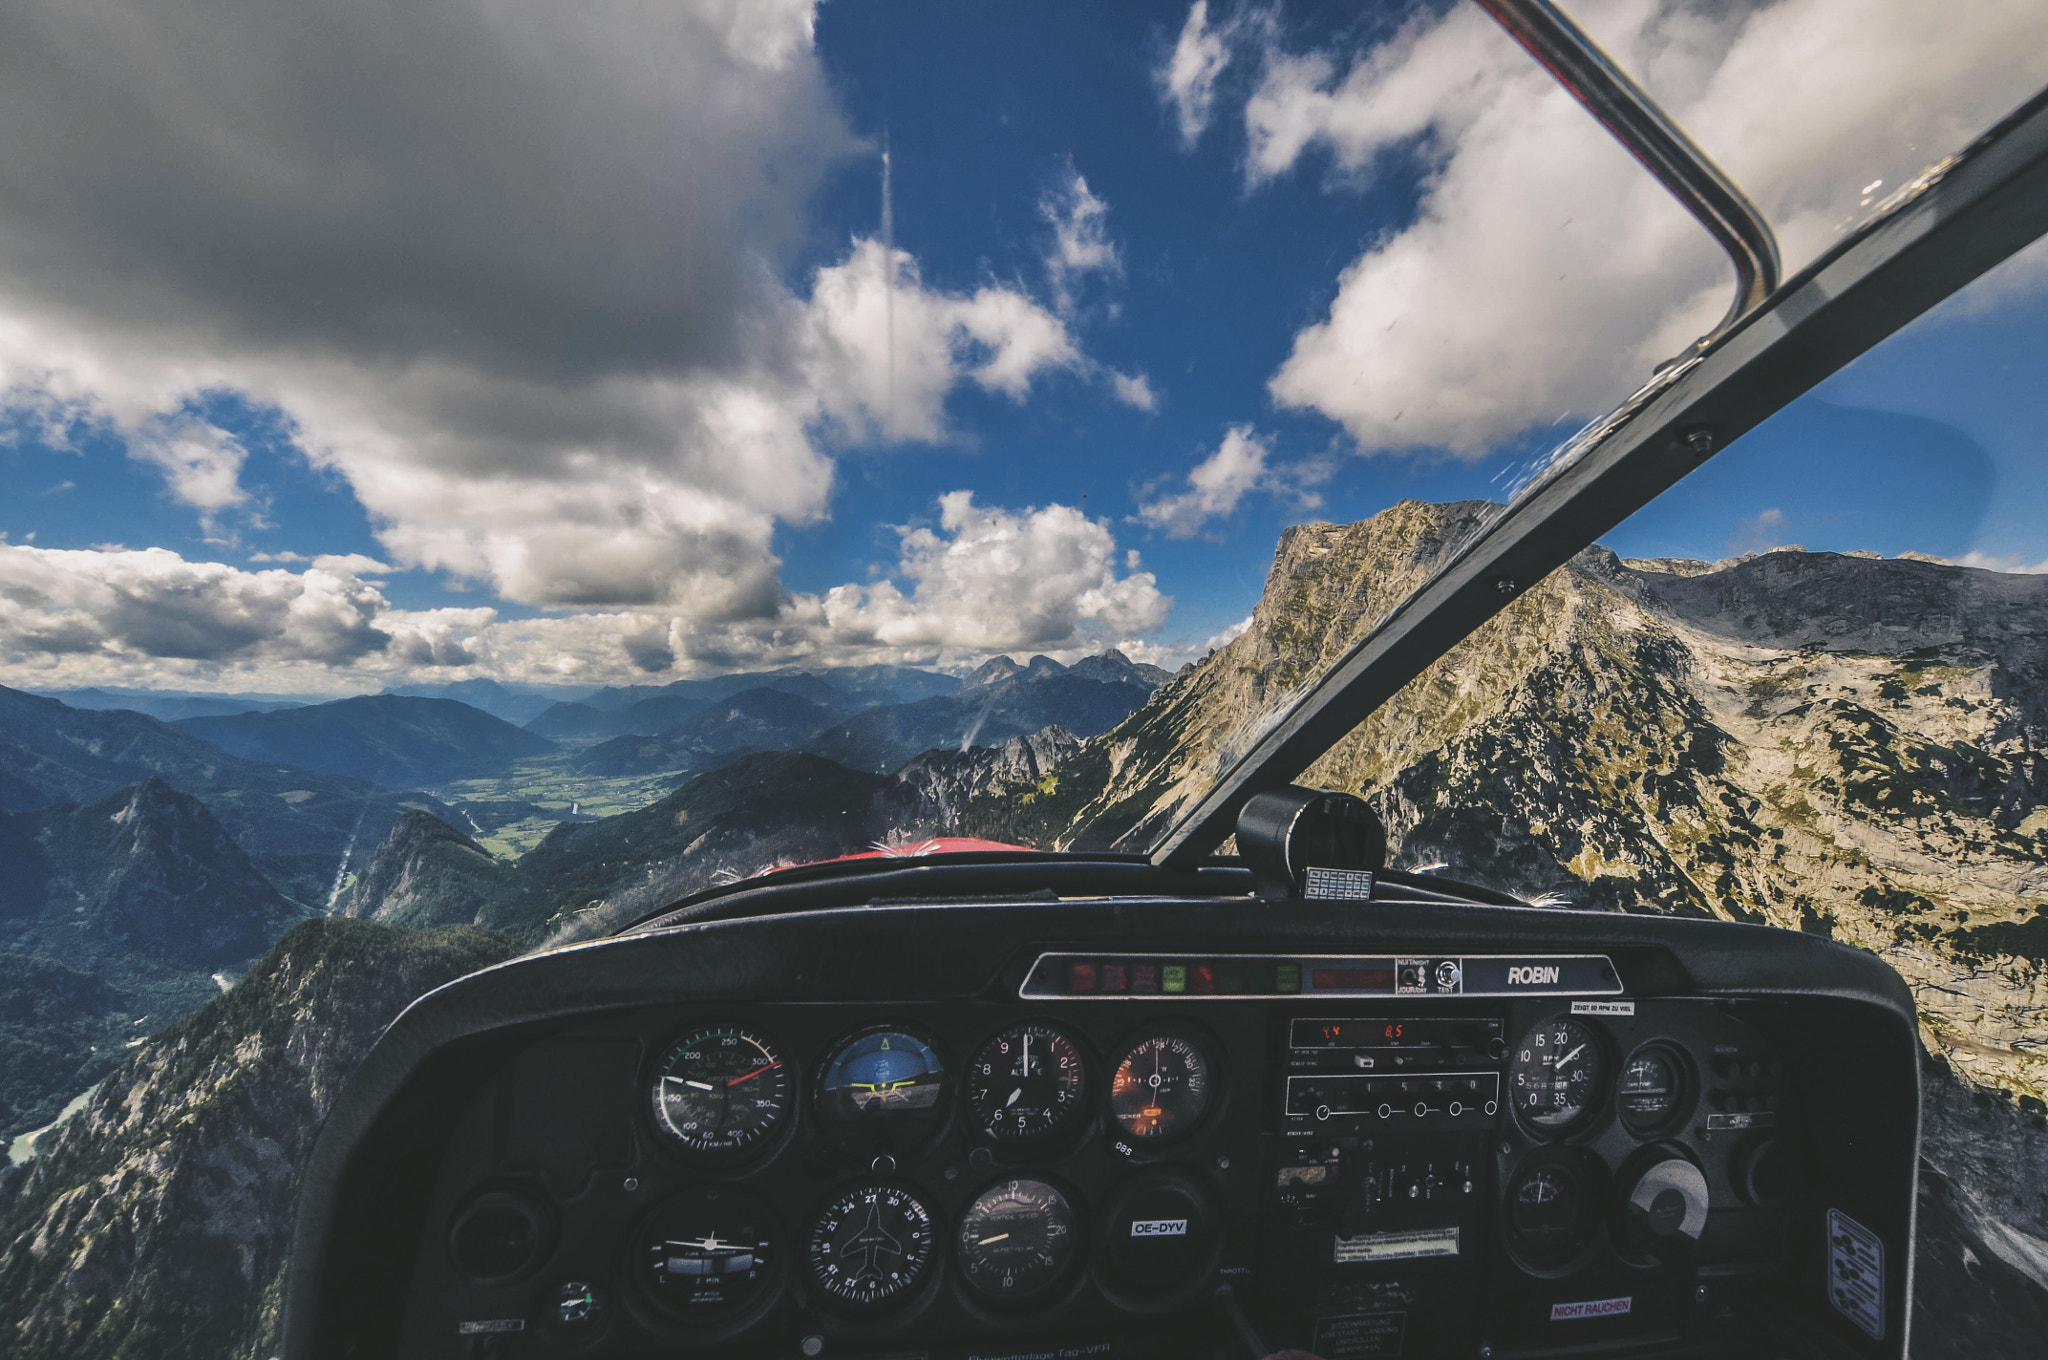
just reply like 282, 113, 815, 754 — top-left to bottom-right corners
428, 754, 684, 858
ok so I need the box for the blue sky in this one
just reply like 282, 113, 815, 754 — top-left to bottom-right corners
0, 0, 2042, 693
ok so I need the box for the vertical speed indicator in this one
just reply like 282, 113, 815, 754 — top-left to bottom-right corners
650, 1026, 793, 1158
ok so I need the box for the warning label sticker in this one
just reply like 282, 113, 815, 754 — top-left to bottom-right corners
1571, 999, 1635, 1016
1549, 1296, 1632, 1321
1333, 1226, 1460, 1263
1828, 1208, 1885, 1340
1313, 1310, 1407, 1358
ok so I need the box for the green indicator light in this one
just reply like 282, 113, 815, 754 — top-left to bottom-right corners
1162, 964, 1187, 994
1276, 964, 1301, 993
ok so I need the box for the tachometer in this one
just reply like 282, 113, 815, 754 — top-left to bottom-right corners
966, 1022, 1087, 1143
1109, 1033, 1212, 1142
956, 1177, 1080, 1302
1508, 1016, 1605, 1134
650, 1025, 792, 1157
805, 1182, 937, 1310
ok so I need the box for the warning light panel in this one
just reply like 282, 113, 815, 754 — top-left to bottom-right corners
1019, 953, 1621, 1000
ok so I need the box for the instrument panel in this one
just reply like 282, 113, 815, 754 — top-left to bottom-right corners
288, 895, 1918, 1360
396, 971, 1859, 1357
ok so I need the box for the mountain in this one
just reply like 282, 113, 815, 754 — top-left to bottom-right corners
523, 699, 619, 741
490, 751, 920, 943
0, 779, 307, 1138
0, 685, 457, 904
331, 810, 517, 930
0, 917, 514, 1359
805, 651, 1168, 773
382, 678, 573, 725
529, 664, 956, 744
32, 689, 310, 722
893, 725, 1082, 832
175, 694, 554, 785
1010, 502, 2048, 1104
570, 687, 844, 777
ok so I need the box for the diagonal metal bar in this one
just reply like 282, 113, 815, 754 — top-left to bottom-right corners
1152, 85, 2048, 871
1477, 0, 1780, 344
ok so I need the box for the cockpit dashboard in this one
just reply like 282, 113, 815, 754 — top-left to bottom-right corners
284, 864, 1918, 1360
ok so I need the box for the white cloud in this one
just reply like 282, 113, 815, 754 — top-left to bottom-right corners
0, 492, 1169, 689
1137, 425, 1323, 538
800, 237, 1083, 445
1726, 507, 1791, 555
1244, 0, 2048, 456
128, 416, 253, 529
1111, 371, 1160, 412
1956, 550, 2048, 575
1160, 2, 1236, 148
0, 545, 394, 668
0, 0, 1139, 638
817, 492, 1168, 653
1041, 168, 1121, 312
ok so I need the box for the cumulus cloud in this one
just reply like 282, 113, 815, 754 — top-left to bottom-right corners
1160, 2, 1237, 147
1238, 0, 2048, 456
816, 492, 1168, 653
1111, 371, 1160, 412
0, 492, 1168, 689
0, 545, 394, 668
128, 416, 254, 530
1137, 425, 1323, 538
1041, 168, 1121, 312
0, 0, 1140, 639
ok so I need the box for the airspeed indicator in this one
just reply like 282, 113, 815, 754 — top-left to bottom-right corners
651, 1026, 793, 1158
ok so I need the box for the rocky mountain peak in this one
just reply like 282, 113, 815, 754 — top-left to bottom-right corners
333, 809, 513, 930
959, 656, 1025, 691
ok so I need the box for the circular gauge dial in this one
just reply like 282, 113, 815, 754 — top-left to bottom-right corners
1619, 1047, 1685, 1132
1508, 1017, 1605, 1132
967, 1023, 1087, 1143
818, 1028, 949, 1124
1109, 1034, 1211, 1141
651, 1026, 792, 1156
1505, 1154, 1600, 1270
806, 1183, 937, 1309
640, 1186, 777, 1316
956, 1178, 1080, 1301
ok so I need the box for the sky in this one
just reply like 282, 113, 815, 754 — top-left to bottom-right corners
0, 0, 2044, 695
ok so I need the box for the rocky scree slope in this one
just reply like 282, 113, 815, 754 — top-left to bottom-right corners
0, 917, 513, 1360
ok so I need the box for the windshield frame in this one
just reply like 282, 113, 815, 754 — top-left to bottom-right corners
1151, 81, 2048, 870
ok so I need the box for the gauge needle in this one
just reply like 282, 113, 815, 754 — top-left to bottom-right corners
1554, 1044, 1586, 1068
1005, 1088, 1022, 1106
682, 1079, 716, 1091
979, 1233, 1010, 1245
726, 1062, 781, 1087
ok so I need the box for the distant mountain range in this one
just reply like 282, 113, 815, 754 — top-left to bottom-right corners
806, 650, 1168, 773
175, 694, 555, 785
0, 685, 451, 906
31, 688, 312, 722
525, 663, 958, 743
